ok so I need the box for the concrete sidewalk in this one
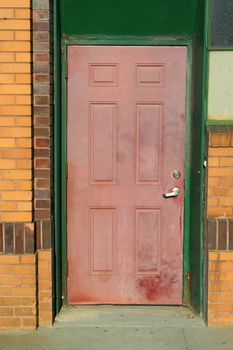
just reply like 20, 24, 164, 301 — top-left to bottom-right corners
0, 306, 233, 350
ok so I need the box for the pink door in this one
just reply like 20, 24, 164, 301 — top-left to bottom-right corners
67, 46, 186, 304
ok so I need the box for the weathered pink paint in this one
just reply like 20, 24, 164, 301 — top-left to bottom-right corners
67, 46, 186, 304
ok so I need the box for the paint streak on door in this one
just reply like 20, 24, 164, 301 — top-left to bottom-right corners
67, 46, 186, 304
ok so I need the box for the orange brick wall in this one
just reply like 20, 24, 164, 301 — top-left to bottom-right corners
208, 251, 233, 326
38, 250, 53, 326
0, 254, 36, 330
208, 133, 233, 217
0, 0, 32, 222
0, 250, 53, 330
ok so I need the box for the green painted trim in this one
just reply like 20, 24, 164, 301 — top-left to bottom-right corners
207, 120, 233, 125
61, 41, 68, 304
182, 45, 193, 306
64, 35, 192, 46
54, 0, 62, 313
200, 0, 209, 317
60, 37, 194, 306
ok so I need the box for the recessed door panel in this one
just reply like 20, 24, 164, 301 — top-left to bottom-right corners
67, 46, 186, 304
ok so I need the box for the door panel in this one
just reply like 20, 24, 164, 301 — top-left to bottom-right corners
67, 46, 186, 304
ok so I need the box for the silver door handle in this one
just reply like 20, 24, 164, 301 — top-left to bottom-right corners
162, 187, 181, 198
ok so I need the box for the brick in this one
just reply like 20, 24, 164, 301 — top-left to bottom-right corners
15, 223, 24, 254
0, 63, 30, 74
35, 95, 49, 105
0, 74, 15, 84
21, 276, 36, 285
208, 293, 219, 302
0, 138, 15, 147
209, 148, 233, 157
208, 177, 219, 186
34, 148, 50, 157
0, 0, 30, 7
0, 41, 30, 52
35, 117, 50, 127
33, 0, 50, 9
0, 276, 20, 286
39, 261, 49, 270
208, 157, 219, 167
38, 250, 51, 260
0, 159, 15, 169
220, 293, 233, 302
0, 148, 31, 158
36, 199, 50, 209
36, 159, 50, 168
209, 261, 233, 271
221, 178, 233, 187
15, 31, 31, 41
0, 9, 14, 18
35, 138, 49, 147
0, 20, 30, 30
0, 255, 19, 264
16, 53, 31, 63
213, 188, 232, 196
34, 74, 49, 84
15, 138, 32, 148
208, 283, 226, 292
20, 255, 35, 266
24, 223, 35, 254
35, 179, 50, 189
34, 53, 49, 62
16, 159, 33, 169
34, 31, 49, 42
0, 202, 17, 211
15, 9, 31, 18
33, 21, 49, 31
0, 287, 13, 296
39, 302, 52, 311
0, 224, 3, 253
0, 297, 21, 306
39, 281, 51, 290
208, 207, 233, 217
229, 220, 233, 250
218, 219, 227, 250
0, 31, 14, 41
14, 265, 35, 275
207, 218, 217, 250
38, 271, 50, 281
0, 308, 14, 316
210, 251, 233, 261
15, 75, 31, 84
0, 212, 32, 222
0, 318, 21, 327
0, 170, 32, 180
34, 169, 50, 179
21, 297, 36, 306
35, 209, 50, 219
5, 223, 14, 253
15, 287, 36, 297
0, 191, 32, 201
0, 84, 30, 95
17, 202, 32, 211
22, 318, 37, 327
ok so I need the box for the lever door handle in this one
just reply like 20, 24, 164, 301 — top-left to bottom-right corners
162, 187, 181, 198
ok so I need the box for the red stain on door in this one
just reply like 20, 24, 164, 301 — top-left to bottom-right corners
67, 46, 186, 304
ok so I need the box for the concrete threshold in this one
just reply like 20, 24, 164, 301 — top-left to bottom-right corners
54, 305, 205, 329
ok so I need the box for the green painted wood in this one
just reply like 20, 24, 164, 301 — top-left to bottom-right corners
187, 0, 206, 315
60, 0, 199, 37
54, 0, 62, 313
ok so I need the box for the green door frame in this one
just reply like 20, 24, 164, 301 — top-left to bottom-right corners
54, 33, 207, 313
